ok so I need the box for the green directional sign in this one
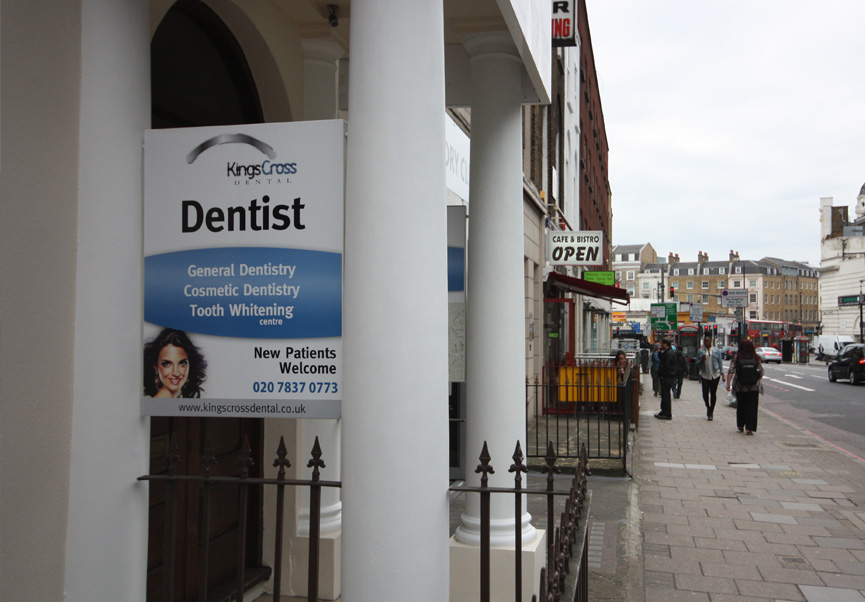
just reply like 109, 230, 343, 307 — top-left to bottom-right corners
650, 303, 677, 330
839, 294, 864, 307
582, 270, 615, 286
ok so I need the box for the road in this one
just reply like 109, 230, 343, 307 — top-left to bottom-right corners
748, 358, 865, 460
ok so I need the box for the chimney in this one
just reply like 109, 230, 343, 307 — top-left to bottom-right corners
668, 252, 679, 265
729, 249, 739, 261
697, 251, 708, 263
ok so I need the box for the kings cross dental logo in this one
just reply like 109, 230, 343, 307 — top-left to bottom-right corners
184, 132, 298, 180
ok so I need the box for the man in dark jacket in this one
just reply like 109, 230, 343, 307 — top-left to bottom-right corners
656, 338, 676, 419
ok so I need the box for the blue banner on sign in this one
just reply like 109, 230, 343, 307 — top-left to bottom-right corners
145, 247, 341, 338
448, 246, 465, 292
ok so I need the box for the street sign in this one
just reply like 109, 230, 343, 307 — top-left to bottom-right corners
721, 289, 748, 308
689, 303, 703, 322
582, 270, 615, 286
838, 294, 864, 307
650, 303, 677, 329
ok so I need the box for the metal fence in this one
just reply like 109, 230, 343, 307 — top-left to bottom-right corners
141, 435, 591, 602
138, 433, 339, 602
527, 355, 635, 474
450, 440, 591, 602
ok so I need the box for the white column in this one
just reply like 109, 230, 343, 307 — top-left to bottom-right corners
299, 36, 343, 535
342, 1, 450, 601
64, 1, 151, 600
287, 37, 344, 600
455, 31, 536, 548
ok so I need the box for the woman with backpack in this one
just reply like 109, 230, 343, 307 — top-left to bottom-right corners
725, 339, 764, 435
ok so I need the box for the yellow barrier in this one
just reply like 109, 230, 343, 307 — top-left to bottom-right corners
557, 365, 618, 403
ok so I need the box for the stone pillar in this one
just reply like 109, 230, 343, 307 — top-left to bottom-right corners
64, 1, 152, 599
341, 1, 450, 600
451, 32, 545, 602
289, 37, 345, 600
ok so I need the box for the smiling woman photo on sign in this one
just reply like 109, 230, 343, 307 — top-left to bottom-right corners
143, 328, 208, 398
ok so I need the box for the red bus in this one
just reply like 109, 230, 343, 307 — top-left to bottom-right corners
730, 320, 802, 348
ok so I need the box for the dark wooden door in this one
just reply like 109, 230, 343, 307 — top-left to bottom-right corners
148, 2, 266, 600
147, 418, 264, 602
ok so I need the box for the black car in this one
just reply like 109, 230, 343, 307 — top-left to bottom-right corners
828, 344, 865, 385
721, 345, 738, 360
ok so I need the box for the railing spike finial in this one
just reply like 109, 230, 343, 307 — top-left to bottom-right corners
236, 434, 255, 479
541, 440, 561, 479
273, 435, 291, 480
307, 435, 325, 482
508, 441, 528, 486
475, 441, 495, 487
201, 431, 217, 478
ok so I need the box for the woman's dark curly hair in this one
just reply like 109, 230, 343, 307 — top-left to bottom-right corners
143, 328, 207, 398
734, 339, 758, 363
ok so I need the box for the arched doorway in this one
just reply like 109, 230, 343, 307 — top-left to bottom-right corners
149, 2, 266, 600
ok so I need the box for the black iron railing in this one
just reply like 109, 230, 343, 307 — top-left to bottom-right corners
450, 440, 591, 602
527, 357, 635, 473
141, 435, 591, 602
139, 434, 339, 602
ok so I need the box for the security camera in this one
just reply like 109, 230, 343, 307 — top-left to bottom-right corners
327, 4, 339, 27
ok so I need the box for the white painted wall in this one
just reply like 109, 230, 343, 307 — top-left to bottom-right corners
0, 2, 81, 599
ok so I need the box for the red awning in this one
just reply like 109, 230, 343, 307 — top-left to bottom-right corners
545, 271, 630, 305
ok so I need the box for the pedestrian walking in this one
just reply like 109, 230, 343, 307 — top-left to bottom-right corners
650, 343, 661, 396
655, 339, 676, 420
726, 339, 763, 435
673, 345, 687, 399
696, 334, 725, 421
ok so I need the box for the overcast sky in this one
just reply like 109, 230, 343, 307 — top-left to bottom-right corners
586, 0, 865, 268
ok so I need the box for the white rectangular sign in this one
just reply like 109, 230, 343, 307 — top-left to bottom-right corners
143, 121, 345, 418
689, 303, 703, 322
721, 289, 748, 308
547, 231, 604, 266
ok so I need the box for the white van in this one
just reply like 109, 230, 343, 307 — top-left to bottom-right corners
814, 335, 856, 360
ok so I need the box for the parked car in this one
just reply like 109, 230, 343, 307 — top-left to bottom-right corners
756, 347, 782, 363
721, 345, 738, 360
828, 343, 865, 385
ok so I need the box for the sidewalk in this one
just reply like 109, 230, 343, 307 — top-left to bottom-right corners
592, 373, 865, 602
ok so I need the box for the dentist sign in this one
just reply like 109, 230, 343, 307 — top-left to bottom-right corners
143, 120, 345, 418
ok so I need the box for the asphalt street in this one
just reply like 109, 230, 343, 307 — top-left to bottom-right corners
754, 359, 865, 463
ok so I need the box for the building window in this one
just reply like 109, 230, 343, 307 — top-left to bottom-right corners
627, 285, 635, 296
719, 267, 726, 275
703, 268, 709, 275
686, 281, 694, 290
702, 295, 709, 303
673, 282, 679, 290
750, 293, 756, 303
735, 267, 742, 274
717, 280, 725, 289
642, 282, 649, 290
687, 294, 693, 302
701, 281, 709, 289
749, 280, 757, 288
688, 268, 695, 275
733, 280, 741, 288
626, 270, 635, 280
750, 310, 757, 319
615, 271, 621, 281
674, 268, 680, 276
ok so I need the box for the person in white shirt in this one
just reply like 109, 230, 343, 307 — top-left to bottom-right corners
696, 334, 725, 421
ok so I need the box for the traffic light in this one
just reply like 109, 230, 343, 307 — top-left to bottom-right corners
713, 325, 718, 336
669, 286, 675, 299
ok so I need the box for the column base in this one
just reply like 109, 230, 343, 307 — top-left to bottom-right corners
288, 530, 341, 600
449, 529, 546, 602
